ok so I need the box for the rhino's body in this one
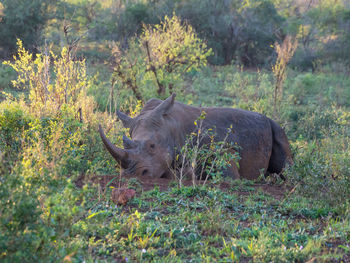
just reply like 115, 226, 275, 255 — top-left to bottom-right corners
99, 94, 292, 179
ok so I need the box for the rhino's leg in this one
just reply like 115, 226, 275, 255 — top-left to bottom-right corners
267, 118, 293, 178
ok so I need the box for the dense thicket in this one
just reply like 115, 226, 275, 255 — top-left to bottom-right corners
1, 0, 349, 67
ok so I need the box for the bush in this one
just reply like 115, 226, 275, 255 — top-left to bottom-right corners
0, 42, 119, 261
116, 2, 157, 40
0, 99, 31, 169
286, 107, 350, 206
0, 63, 15, 91
4, 39, 96, 118
111, 14, 212, 101
0, 170, 54, 262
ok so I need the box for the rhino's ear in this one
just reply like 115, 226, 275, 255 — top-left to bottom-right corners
152, 93, 176, 117
117, 110, 134, 128
123, 134, 137, 149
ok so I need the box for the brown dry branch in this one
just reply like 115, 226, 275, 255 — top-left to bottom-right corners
144, 41, 165, 96
272, 35, 298, 116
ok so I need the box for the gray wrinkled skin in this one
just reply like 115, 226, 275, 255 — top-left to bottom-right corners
99, 94, 293, 180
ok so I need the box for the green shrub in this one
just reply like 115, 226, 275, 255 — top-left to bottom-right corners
0, 41, 119, 261
0, 171, 54, 262
116, 2, 157, 39
285, 71, 350, 108
0, 63, 15, 91
287, 108, 350, 207
111, 14, 212, 101
0, 100, 32, 169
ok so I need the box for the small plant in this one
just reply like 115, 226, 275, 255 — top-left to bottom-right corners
172, 111, 240, 187
272, 35, 298, 116
127, 177, 143, 192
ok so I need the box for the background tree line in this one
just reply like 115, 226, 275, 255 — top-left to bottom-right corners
0, 0, 349, 69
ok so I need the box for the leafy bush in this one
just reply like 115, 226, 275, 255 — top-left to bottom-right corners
0, 99, 31, 169
0, 63, 15, 91
286, 71, 350, 108
0, 41, 119, 261
4, 39, 95, 118
0, 170, 54, 262
286, 108, 350, 206
116, 2, 157, 40
111, 14, 211, 101
174, 111, 240, 186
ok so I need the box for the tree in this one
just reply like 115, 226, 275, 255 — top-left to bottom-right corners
112, 14, 212, 100
0, 0, 55, 58
140, 15, 212, 96
176, 0, 284, 66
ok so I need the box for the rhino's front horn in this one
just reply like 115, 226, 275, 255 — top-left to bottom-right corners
116, 110, 134, 128
152, 93, 176, 118
98, 125, 128, 167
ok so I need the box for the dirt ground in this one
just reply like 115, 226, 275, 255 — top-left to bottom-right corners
76, 174, 287, 200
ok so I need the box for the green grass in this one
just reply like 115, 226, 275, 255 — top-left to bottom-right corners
60, 182, 349, 262
1, 54, 350, 262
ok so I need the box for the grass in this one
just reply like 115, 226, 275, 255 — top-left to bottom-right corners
1, 44, 349, 262
66, 179, 350, 262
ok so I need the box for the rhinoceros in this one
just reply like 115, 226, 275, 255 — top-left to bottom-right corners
99, 94, 292, 180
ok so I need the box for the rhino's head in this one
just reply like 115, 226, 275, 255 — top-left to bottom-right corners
99, 94, 178, 178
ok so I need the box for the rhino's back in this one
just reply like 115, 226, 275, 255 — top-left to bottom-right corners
202, 107, 273, 179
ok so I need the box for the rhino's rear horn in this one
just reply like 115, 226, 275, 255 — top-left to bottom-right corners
123, 134, 137, 149
116, 110, 134, 128
98, 124, 128, 167
152, 93, 176, 118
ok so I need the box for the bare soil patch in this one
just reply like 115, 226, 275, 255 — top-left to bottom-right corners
76, 174, 287, 200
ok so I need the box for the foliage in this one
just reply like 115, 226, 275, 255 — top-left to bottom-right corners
272, 35, 298, 115
1, 0, 350, 67
0, 3, 3, 19
1, 1, 350, 261
0, 42, 118, 261
0, 99, 31, 170
4, 39, 94, 118
0, 0, 54, 58
111, 14, 211, 100
115, 1, 158, 41
0, 63, 15, 92
177, 0, 284, 65
174, 111, 240, 187
140, 14, 212, 96
286, 107, 350, 206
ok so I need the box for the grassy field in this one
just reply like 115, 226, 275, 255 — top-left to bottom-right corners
65, 174, 349, 262
0, 42, 350, 262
